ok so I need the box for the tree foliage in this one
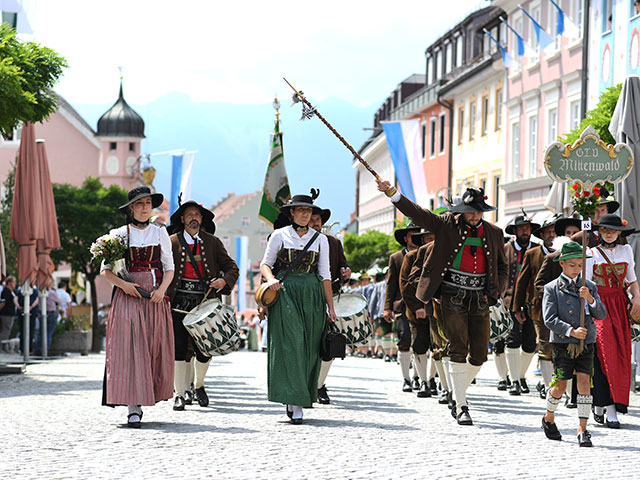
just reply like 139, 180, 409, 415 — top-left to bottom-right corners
560, 83, 623, 146
343, 230, 393, 273
0, 24, 68, 138
0, 161, 17, 279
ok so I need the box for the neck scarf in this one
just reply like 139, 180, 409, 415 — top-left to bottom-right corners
131, 218, 150, 227
292, 222, 309, 235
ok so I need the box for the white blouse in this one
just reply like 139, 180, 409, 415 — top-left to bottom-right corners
585, 244, 637, 284
260, 226, 331, 281
101, 224, 174, 272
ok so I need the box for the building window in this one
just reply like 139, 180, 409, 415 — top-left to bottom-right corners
512, 122, 520, 180
421, 123, 427, 158
109, 142, 117, 151
1, 125, 22, 143
531, 7, 541, 57
603, 0, 613, 33
548, 5, 559, 50
439, 113, 446, 154
456, 36, 463, 67
458, 107, 464, 145
430, 117, 437, 157
481, 95, 489, 136
469, 101, 476, 141
222, 236, 230, 248
260, 237, 268, 249
445, 42, 452, 73
481, 178, 487, 195
631, 0, 640, 18
571, 0, 584, 36
529, 116, 538, 177
547, 108, 558, 144
435, 50, 442, 80
495, 89, 503, 130
570, 100, 581, 130
2, 12, 18, 28
129, 142, 135, 152
427, 56, 433, 84
242, 216, 250, 228
494, 176, 501, 219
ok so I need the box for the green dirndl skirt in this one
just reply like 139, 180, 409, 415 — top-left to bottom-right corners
267, 272, 327, 406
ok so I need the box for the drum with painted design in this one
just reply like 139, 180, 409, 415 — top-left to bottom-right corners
489, 297, 512, 343
333, 293, 372, 349
183, 299, 240, 356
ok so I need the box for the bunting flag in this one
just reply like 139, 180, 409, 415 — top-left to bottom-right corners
169, 151, 196, 214
500, 17, 537, 57
519, 5, 554, 50
235, 236, 248, 312
381, 118, 428, 206
550, 0, 580, 39
258, 114, 291, 226
483, 29, 517, 68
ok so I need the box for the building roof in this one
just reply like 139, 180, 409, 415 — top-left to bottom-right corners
97, 80, 145, 138
211, 191, 261, 224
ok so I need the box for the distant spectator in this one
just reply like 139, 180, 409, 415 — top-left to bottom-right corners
245, 314, 259, 351
56, 282, 72, 319
35, 289, 60, 355
0, 276, 17, 341
16, 285, 40, 354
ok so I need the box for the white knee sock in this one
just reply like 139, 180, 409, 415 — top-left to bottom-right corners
566, 378, 573, 400
174, 361, 188, 396
194, 359, 211, 389
434, 359, 449, 391
539, 359, 554, 387
466, 363, 482, 388
505, 347, 521, 383
520, 351, 535, 380
494, 352, 508, 381
382, 338, 394, 353
185, 358, 195, 391
606, 404, 619, 422
318, 360, 333, 388
428, 355, 437, 381
127, 405, 142, 415
449, 361, 469, 408
413, 352, 428, 382
442, 357, 453, 392
292, 405, 303, 420
594, 406, 605, 416
398, 351, 412, 380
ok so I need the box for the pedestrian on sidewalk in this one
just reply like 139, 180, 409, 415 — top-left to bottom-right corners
100, 187, 175, 428
0, 276, 17, 341
34, 288, 60, 355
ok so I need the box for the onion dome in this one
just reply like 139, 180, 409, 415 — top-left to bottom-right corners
97, 80, 145, 137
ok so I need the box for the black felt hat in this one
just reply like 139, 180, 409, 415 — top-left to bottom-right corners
119, 186, 163, 214
319, 208, 331, 225
594, 186, 620, 213
279, 188, 322, 216
593, 214, 635, 236
411, 230, 434, 247
449, 188, 495, 214
167, 199, 216, 235
394, 222, 422, 247
505, 212, 540, 235
553, 216, 582, 237
532, 213, 561, 239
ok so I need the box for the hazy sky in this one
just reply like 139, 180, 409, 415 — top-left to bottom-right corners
25, 0, 489, 107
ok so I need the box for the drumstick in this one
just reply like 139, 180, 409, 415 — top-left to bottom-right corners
198, 287, 213, 309
172, 308, 193, 315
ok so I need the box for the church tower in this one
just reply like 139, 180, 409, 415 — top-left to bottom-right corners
96, 79, 145, 190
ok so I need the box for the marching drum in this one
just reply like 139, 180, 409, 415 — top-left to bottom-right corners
333, 293, 372, 349
489, 297, 512, 343
632, 323, 640, 344
182, 299, 241, 356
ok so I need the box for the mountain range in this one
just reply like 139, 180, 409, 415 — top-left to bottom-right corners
73, 92, 380, 228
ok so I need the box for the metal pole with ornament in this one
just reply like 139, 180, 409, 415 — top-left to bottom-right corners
543, 125, 634, 356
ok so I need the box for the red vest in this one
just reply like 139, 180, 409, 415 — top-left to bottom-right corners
458, 224, 487, 274
183, 242, 204, 280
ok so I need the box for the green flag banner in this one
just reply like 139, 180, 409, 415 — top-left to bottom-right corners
259, 118, 291, 225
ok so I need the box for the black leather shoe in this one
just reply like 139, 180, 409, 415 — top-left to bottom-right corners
565, 394, 577, 409
412, 376, 420, 390
127, 413, 142, 428
384, 355, 391, 363
541, 417, 562, 441
536, 381, 546, 400
286, 405, 293, 419
592, 407, 604, 425
578, 430, 593, 447
506, 375, 512, 387
184, 388, 194, 406
606, 419, 620, 429
417, 381, 431, 398
428, 378, 438, 395
450, 405, 457, 419
402, 379, 413, 392
318, 385, 330, 404
508, 380, 521, 396
173, 395, 185, 411
457, 406, 473, 425
290, 418, 303, 425
438, 390, 449, 404
497, 379, 508, 391
447, 391, 456, 410
195, 386, 209, 407
520, 378, 530, 394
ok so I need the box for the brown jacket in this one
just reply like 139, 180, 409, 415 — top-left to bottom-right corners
503, 241, 532, 310
167, 230, 239, 301
399, 248, 426, 323
328, 235, 349, 295
512, 245, 547, 321
534, 250, 562, 298
394, 195, 508, 305
385, 249, 408, 313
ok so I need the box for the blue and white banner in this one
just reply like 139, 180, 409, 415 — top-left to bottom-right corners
500, 17, 537, 57
169, 151, 196, 214
549, 0, 580, 39
381, 119, 428, 206
483, 29, 517, 68
235, 236, 249, 312
519, 5, 554, 50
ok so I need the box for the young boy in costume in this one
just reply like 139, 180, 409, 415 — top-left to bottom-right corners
541, 241, 606, 447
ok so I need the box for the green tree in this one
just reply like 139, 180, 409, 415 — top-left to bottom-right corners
560, 83, 623, 146
343, 230, 393, 273
0, 161, 17, 279
0, 24, 68, 138
51, 178, 128, 352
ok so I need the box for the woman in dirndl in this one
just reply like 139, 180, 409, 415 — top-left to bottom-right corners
260, 189, 337, 424
585, 214, 640, 428
101, 186, 175, 428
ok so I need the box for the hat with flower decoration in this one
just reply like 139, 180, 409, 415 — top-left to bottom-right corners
449, 188, 496, 214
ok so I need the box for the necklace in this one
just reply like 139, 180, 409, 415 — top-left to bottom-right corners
131, 218, 150, 227
292, 222, 308, 235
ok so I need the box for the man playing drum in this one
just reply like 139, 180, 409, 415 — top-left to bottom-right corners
377, 180, 507, 426
167, 200, 239, 411
309, 208, 351, 405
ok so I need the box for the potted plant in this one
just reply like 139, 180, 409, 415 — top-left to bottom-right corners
51, 305, 93, 355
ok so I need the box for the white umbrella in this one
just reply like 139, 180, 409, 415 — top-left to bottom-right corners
543, 181, 572, 216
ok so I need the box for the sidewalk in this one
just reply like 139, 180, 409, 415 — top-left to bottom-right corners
1, 351, 639, 480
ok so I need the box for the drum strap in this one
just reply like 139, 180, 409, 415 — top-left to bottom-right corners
179, 232, 206, 291
280, 231, 320, 282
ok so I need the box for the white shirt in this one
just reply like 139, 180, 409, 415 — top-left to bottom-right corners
56, 288, 72, 311
101, 224, 174, 272
585, 244, 637, 284
183, 230, 201, 245
260, 226, 331, 281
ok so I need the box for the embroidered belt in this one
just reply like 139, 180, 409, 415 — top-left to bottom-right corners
176, 277, 205, 294
442, 268, 487, 291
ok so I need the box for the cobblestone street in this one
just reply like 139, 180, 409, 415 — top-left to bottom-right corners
1, 351, 640, 480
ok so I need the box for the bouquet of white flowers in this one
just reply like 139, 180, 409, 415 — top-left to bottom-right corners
90, 232, 150, 298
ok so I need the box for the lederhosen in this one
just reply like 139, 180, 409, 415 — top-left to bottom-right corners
172, 236, 210, 363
